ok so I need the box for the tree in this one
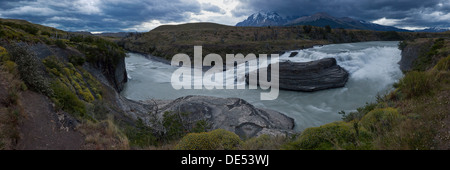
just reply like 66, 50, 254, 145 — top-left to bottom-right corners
303, 25, 312, 34
325, 25, 332, 33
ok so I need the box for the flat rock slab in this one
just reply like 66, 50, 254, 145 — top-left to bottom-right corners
247, 57, 349, 92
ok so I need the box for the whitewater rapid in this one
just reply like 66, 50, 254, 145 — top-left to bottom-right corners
121, 41, 403, 131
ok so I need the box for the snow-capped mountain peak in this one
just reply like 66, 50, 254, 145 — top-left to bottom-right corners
236, 11, 287, 27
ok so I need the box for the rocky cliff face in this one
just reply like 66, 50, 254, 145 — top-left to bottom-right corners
113, 57, 127, 92
398, 39, 434, 71
24, 42, 128, 92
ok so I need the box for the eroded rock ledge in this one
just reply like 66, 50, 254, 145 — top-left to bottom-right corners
118, 95, 295, 138
247, 57, 349, 92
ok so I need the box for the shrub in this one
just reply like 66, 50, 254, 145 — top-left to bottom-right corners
50, 80, 86, 118
55, 39, 67, 49
325, 25, 332, 33
434, 55, 450, 71
0, 46, 9, 61
303, 25, 312, 34
175, 129, 242, 150
125, 118, 158, 148
282, 121, 373, 150
339, 102, 377, 122
162, 111, 187, 141
7, 44, 53, 96
360, 108, 404, 136
80, 88, 95, 102
190, 120, 211, 133
68, 55, 86, 66
2, 60, 17, 74
240, 134, 287, 150
41, 31, 52, 37
79, 116, 130, 150
398, 71, 432, 98
4, 88, 19, 107
43, 56, 63, 71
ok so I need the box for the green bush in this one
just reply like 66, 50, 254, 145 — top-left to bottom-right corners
434, 55, 450, 71
175, 129, 242, 150
398, 71, 432, 98
2, 60, 17, 74
360, 108, 404, 135
0, 46, 9, 61
43, 56, 63, 71
190, 120, 210, 133
125, 118, 158, 148
68, 55, 86, 66
50, 80, 86, 118
339, 102, 377, 122
41, 31, 52, 37
55, 39, 67, 49
162, 111, 187, 141
283, 121, 373, 150
241, 134, 287, 150
7, 44, 53, 96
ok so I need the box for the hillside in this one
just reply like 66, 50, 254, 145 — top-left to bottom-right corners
119, 22, 441, 61
0, 18, 132, 149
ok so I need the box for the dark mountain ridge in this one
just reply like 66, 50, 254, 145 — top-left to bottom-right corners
237, 11, 410, 32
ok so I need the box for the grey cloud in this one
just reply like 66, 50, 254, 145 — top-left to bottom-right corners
202, 3, 226, 14
233, 0, 450, 28
0, 0, 202, 32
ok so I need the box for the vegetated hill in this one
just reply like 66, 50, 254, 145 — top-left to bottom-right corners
120, 22, 445, 61
237, 11, 409, 32
414, 27, 450, 33
153, 22, 233, 32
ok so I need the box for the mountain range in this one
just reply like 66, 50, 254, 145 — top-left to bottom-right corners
236, 11, 449, 32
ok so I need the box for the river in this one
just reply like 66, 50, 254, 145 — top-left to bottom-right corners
121, 41, 403, 131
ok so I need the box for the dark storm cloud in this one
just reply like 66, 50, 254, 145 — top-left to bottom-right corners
202, 3, 226, 14
0, 0, 202, 32
232, 0, 450, 29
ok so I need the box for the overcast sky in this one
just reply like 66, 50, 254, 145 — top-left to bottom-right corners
0, 0, 449, 32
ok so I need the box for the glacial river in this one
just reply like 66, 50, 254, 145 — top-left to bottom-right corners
121, 41, 403, 131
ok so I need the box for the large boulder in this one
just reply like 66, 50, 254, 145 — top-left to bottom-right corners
247, 58, 349, 92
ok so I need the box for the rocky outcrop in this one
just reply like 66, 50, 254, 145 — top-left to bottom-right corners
398, 39, 434, 71
7, 42, 128, 92
113, 58, 127, 92
118, 95, 295, 138
247, 58, 349, 92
